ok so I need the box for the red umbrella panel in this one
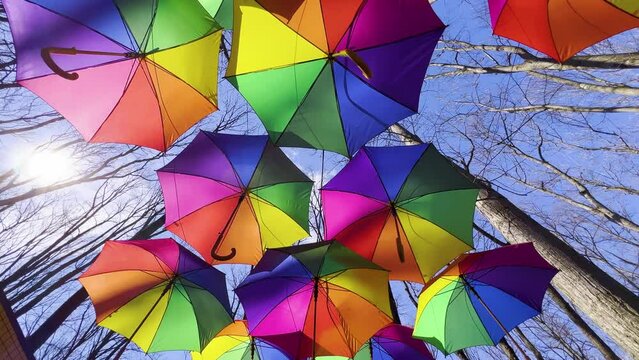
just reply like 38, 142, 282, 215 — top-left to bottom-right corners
488, 0, 639, 62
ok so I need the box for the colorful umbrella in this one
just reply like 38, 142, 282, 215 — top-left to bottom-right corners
351, 324, 434, 360
321, 144, 478, 283
78, 239, 233, 354
191, 320, 290, 360
413, 243, 558, 355
157, 131, 312, 265
236, 241, 394, 359
225, 0, 445, 156
488, 0, 639, 62
2, 0, 222, 150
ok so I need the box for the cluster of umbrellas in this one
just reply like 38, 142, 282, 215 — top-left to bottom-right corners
4, 0, 635, 358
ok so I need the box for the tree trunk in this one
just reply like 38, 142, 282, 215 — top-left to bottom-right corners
477, 187, 639, 358
456, 350, 472, 360
390, 124, 639, 358
514, 328, 543, 360
498, 340, 519, 360
546, 286, 621, 360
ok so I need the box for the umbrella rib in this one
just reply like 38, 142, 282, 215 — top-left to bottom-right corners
272, 60, 331, 148
320, 189, 389, 206
86, 59, 141, 143
18, 57, 132, 83
210, 193, 245, 261
20, 0, 135, 51
394, 210, 433, 281
113, 278, 174, 359
323, 284, 359, 358
461, 276, 531, 359
361, 148, 393, 201
157, 169, 242, 192
251, 0, 327, 57
336, 60, 405, 130
316, 0, 331, 52
142, 59, 174, 150
392, 146, 429, 203
137, 1, 159, 54
166, 193, 241, 230
396, 187, 479, 207
246, 284, 313, 335
244, 139, 270, 189
244, 193, 266, 253
396, 206, 474, 252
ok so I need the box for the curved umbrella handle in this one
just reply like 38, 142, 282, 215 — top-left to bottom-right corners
41, 47, 80, 80
334, 49, 373, 80
211, 246, 237, 261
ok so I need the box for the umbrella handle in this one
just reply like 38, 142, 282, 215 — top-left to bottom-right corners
41, 47, 80, 80
333, 49, 373, 79
211, 246, 237, 261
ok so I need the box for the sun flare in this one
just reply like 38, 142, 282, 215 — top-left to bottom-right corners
18, 150, 75, 186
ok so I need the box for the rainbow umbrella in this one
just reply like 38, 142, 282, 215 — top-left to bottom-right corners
226, 0, 445, 156
191, 320, 289, 360
78, 239, 233, 354
321, 144, 478, 283
236, 241, 394, 359
413, 243, 558, 355
351, 324, 434, 360
157, 131, 312, 265
2, 0, 222, 150
488, 0, 639, 62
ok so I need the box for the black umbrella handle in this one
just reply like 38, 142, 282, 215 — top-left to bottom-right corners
210, 192, 247, 261
211, 246, 237, 261
41, 47, 80, 80
41, 47, 133, 81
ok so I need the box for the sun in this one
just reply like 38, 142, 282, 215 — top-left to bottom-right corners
18, 149, 75, 186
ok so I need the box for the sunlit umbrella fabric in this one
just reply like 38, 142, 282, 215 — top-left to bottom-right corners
413, 243, 558, 354
488, 0, 639, 62
226, 0, 445, 156
79, 239, 233, 353
321, 144, 478, 283
2, 0, 222, 150
157, 131, 312, 265
236, 241, 394, 359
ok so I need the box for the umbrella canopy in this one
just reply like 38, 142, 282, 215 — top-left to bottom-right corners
606, 0, 639, 16
236, 241, 394, 359
321, 144, 478, 283
488, 0, 639, 62
158, 131, 312, 265
305, 325, 433, 360
226, 0, 445, 156
413, 243, 558, 355
199, 0, 234, 29
192, 320, 290, 360
352, 324, 434, 360
78, 239, 233, 353
2, 0, 222, 150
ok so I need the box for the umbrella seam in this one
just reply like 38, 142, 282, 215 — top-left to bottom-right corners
20, 0, 136, 51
